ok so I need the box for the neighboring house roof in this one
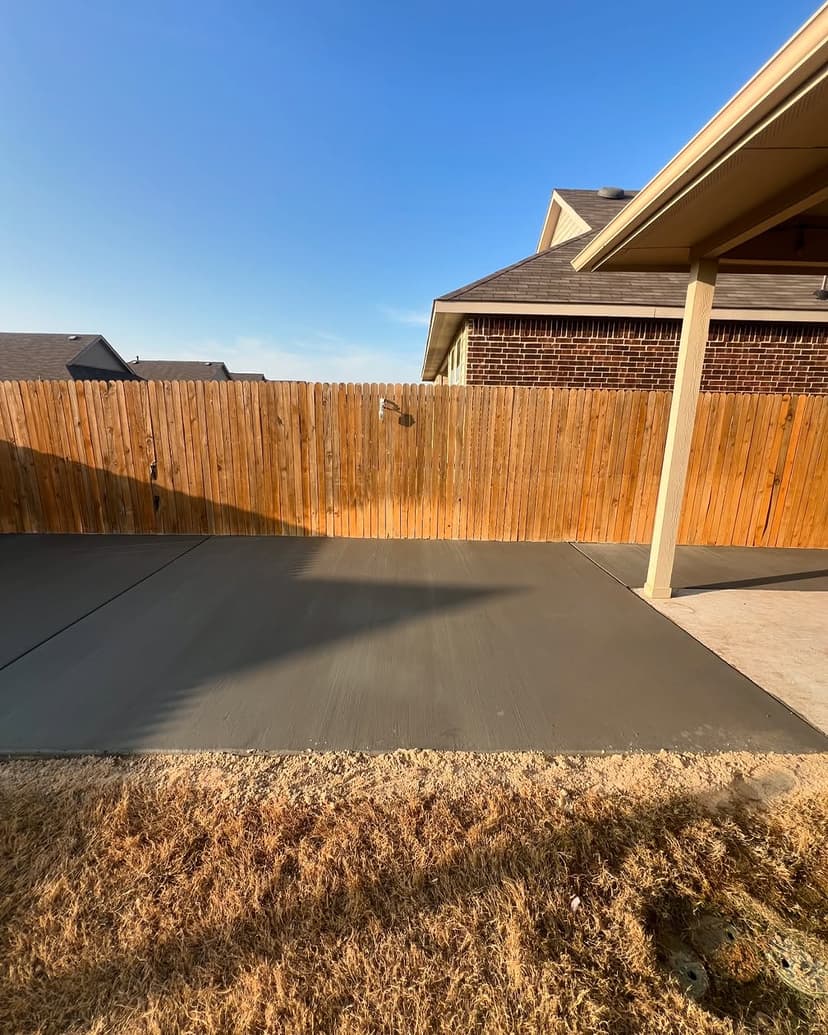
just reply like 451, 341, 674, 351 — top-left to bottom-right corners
129, 360, 232, 381
0, 334, 268, 384
0, 332, 139, 381
423, 188, 828, 380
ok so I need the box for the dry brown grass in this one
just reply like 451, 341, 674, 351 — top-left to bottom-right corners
2, 751, 828, 1034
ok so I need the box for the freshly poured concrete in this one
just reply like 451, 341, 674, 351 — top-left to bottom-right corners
576, 544, 828, 734
0, 535, 205, 668
574, 543, 828, 594
0, 536, 824, 754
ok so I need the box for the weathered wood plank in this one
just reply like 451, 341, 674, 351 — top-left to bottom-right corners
0, 382, 825, 548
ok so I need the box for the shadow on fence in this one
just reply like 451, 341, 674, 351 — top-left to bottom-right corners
0, 440, 297, 536
0, 438, 518, 751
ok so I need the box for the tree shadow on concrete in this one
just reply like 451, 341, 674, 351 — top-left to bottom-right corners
0, 442, 520, 753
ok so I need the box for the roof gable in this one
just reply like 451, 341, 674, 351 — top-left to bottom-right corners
537, 189, 636, 251
0, 333, 137, 381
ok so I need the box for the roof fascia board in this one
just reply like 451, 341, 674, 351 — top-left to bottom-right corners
433, 299, 828, 322
572, 5, 828, 272
592, 64, 828, 271
537, 193, 560, 252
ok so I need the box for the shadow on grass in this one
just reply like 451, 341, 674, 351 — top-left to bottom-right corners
2, 767, 827, 1033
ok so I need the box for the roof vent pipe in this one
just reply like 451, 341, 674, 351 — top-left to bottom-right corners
597, 186, 625, 199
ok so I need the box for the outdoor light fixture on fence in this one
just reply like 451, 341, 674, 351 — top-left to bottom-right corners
378, 397, 400, 420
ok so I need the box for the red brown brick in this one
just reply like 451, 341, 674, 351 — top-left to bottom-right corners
464, 316, 828, 393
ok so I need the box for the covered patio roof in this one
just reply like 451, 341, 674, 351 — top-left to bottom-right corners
573, 4, 828, 276
573, 4, 828, 600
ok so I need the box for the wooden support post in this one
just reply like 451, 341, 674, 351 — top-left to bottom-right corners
643, 258, 718, 599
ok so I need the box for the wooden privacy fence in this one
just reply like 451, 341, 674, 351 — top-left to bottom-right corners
0, 380, 826, 546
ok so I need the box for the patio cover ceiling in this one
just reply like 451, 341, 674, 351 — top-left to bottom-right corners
573, 4, 828, 276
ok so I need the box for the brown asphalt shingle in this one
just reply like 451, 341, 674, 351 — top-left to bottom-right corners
129, 360, 232, 381
440, 191, 828, 312
0, 333, 138, 381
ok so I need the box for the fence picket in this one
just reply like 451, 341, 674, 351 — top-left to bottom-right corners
0, 381, 824, 548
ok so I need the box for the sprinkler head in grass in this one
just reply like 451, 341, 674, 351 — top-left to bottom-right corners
689, 913, 740, 955
688, 911, 764, 983
663, 942, 710, 1000
766, 933, 828, 998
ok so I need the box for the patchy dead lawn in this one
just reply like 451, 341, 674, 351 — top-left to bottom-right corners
2, 751, 828, 1034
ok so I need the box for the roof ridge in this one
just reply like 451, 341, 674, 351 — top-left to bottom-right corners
555, 187, 640, 194
438, 230, 596, 302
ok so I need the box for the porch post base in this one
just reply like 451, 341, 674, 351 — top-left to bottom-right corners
642, 581, 673, 600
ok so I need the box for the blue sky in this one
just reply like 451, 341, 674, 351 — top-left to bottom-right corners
0, 1, 818, 381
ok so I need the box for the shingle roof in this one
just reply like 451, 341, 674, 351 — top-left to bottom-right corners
440, 191, 828, 312
0, 333, 137, 380
230, 371, 266, 381
555, 188, 635, 230
129, 360, 231, 381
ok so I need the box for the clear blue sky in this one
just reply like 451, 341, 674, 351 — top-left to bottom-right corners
0, 1, 818, 381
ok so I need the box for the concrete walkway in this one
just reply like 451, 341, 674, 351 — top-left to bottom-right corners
576, 543, 828, 735
0, 536, 824, 754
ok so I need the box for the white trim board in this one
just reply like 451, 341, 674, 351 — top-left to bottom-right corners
434, 300, 828, 322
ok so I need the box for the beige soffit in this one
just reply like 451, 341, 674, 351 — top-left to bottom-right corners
537, 191, 591, 252
420, 299, 828, 381
573, 3, 828, 274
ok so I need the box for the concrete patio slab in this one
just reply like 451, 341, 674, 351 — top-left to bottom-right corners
0, 537, 824, 754
575, 543, 828, 735
573, 543, 828, 593
0, 534, 206, 668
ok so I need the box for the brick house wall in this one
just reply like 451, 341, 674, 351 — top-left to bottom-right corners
465, 315, 828, 394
